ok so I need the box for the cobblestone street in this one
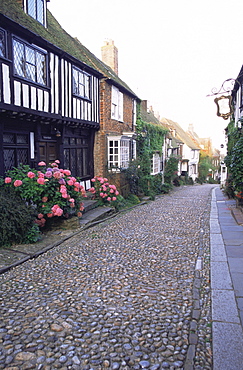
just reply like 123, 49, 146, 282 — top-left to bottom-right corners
0, 184, 214, 370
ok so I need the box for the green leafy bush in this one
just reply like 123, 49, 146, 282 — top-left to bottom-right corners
161, 182, 172, 193
0, 186, 39, 247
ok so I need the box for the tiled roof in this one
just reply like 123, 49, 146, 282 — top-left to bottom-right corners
160, 117, 200, 150
0, 0, 139, 99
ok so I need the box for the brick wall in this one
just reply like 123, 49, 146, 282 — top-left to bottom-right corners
94, 79, 135, 195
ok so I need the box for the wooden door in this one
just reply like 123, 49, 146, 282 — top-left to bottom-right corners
39, 142, 57, 165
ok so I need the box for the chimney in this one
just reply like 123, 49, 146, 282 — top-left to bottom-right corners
101, 39, 118, 75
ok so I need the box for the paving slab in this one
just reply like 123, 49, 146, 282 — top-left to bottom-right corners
211, 261, 233, 289
212, 289, 240, 323
212, 322, 243, 370
231, 272, 243, 297
228, 257, 243, 273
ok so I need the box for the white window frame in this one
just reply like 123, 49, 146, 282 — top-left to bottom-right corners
108, 136, 135, 170
111, 85, 123, 121
151, 152, 161, 175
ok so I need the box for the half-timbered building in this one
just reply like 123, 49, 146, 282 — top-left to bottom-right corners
0, 0, 101, 189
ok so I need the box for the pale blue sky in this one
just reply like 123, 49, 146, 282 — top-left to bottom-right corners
48, 0, 243, 150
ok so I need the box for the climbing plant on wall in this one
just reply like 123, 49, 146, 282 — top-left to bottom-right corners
224, 119, 243, 198
125, 108, 168, 197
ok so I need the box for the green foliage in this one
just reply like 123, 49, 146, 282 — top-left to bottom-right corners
224, 119, 243, 196
198, 153, 214, 183
161, 182, 173, 193
229, 136, 243, 192
164, 157, 179, 184
125, 109, 168, 197
0, 186, 38, 247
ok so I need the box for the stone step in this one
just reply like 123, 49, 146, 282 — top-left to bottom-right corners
79, 206, 114, 225
82, 199, 99, 213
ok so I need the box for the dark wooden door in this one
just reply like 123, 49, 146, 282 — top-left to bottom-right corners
39, 142, 57, 165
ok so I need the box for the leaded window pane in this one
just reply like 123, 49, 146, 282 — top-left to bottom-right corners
17, 134, 28, 144
3, 133, 14, 144
0, 30, 6, 58
27, 0, 44, 25
28, 0, 36, 19
4, 149, 15, 172
13, 40, 25, 78
36, 51, 46, 84
72, 67, 90, 99
17, 149, 28, 165
26, 46, 36, 81
13, 39, 46, 85
37, 0, 44, 24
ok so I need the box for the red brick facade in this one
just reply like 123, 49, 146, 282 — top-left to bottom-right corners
94, 79, 136, 196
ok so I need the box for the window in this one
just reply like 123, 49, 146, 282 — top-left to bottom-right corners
151, 153, 161, 175
3, 132, 29, 172
108, 136, 135, 169
63, 135, 90, 178
72, 67, 90, 99
27, 0, 45, 25
13, 38, 47, 85
0, 29, 6, 58
111, 85, 123, 121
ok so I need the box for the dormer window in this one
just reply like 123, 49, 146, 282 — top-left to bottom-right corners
24, 0, 47, 26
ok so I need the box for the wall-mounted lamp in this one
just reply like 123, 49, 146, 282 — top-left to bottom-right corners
54, 128, 61, 137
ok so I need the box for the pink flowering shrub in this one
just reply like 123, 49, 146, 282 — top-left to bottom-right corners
3, 161, 87, 228
88, 176, 119, 205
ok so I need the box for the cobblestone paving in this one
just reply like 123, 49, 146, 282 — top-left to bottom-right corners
0, 184, 214, 370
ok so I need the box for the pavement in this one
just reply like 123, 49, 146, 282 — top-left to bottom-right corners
211, 186, 243, 370
1, 185, 243, 369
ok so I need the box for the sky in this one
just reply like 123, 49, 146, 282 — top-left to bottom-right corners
48, 0, 243, 151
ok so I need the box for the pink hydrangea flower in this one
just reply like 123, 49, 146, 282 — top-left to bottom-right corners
115, 190, 119, 195
112, 197, 117, 201
37, 178, 45, 185
67, 180, 74, 186
38, 172, 45, 178
45, 171, 53, 178
55, 208, 63, 216
55, 160, 60, 164
38, 161, 46, 166
27, 171, 35, 178
63, 169, 71, 176
53, 171, 62, 179
107, 197, 111, 201
4, 177, 12, 184
14, 180, 22, 187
